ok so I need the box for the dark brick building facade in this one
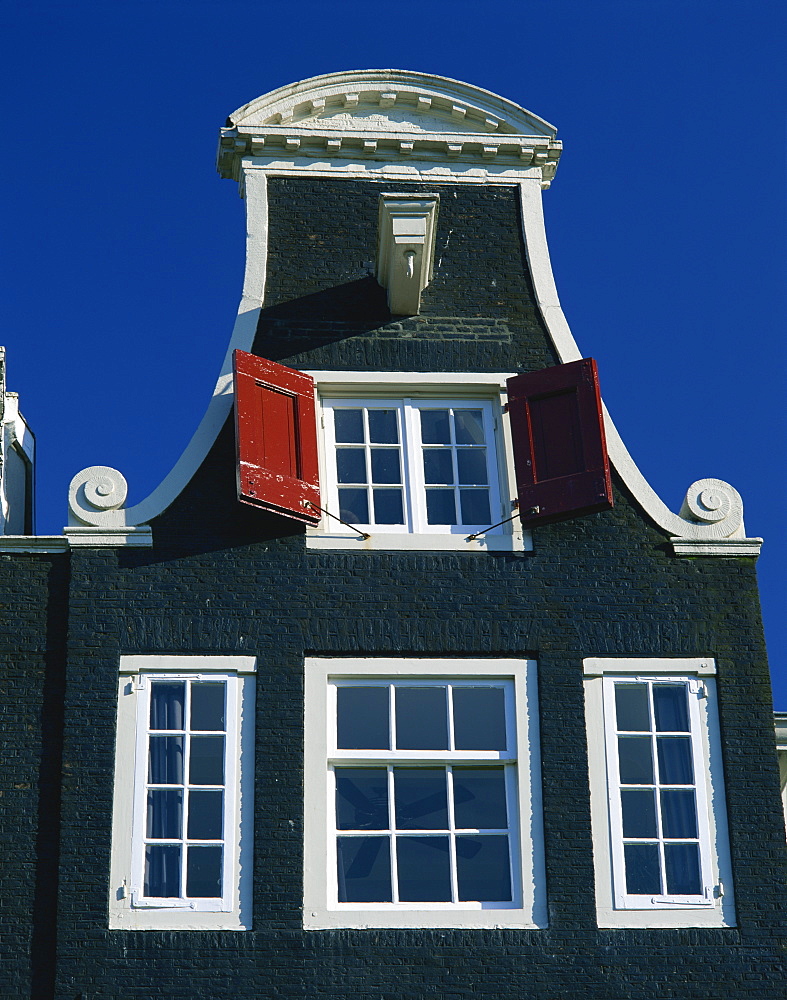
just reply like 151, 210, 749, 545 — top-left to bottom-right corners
2, 71, 785, 999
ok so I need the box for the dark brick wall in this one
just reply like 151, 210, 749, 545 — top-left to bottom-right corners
2, 176, 785, 998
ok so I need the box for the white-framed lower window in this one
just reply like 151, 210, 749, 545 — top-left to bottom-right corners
109, 655, 255, 930
303, 657, 546, 929
583, 657, 735, 928
305, 372, 528, 553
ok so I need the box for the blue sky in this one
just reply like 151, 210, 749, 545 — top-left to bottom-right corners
2, 1, 785, 704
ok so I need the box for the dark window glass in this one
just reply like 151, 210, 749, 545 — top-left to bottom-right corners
624, 843, 661, 894
615, 684, 650, 732
372, 488, 404, 524
423, 449, 454, 484
664, 843, 702, 895
148, 736, 184, 784
337, 837, 392, 902
338, 488, 369, 524
420, 409, 451, 444
617, 736, 654, 784
656, 737, 694, 785
454, 409, 485, 445
337, 449, 367, 484
660, 789, 698, 839
396, 836, 451, 901
336, 768, 389, 830
621, 788, 657, 838
459, 489, 491, 526
453, 687, 507, 750
394, 769, 448, 830
187, 790, 224, 840
654, 685, 690, 732
396, 687, 449, 750
189, 736, 224, 785
368, 410, 398, 444
190, 683, 225, 732
334, 409, 364, 443
453, 767, 507, 829
186, 845, 222, 897
144, 844, 181, 897
147, 789, 183, 839
456, 835, 511, 901
456, 450, 488, 485
425, 489, 457, 524
370, 449, 401, 484
337, 687, 389, 750
150, 683, 185, 730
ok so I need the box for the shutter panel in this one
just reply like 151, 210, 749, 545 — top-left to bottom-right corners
233, 350, 320, 524
506, 358, 613, 527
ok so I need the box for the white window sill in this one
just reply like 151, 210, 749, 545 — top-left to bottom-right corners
303, 906, 547, 931
305, 530, 531, 552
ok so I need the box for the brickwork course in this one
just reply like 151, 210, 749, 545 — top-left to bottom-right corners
2, 176, 785, 1000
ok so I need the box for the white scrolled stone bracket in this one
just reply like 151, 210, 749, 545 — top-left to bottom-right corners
64, 466, 153, 547
669, 478, 761, 556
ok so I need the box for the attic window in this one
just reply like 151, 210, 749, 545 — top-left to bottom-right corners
376, 194, 439, 316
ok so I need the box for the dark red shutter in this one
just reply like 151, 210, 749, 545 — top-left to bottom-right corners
506, 358, 613, 527
233, 350, 320, 524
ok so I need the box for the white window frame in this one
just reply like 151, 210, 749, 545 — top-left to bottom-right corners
109, 655, 255, 930
583, 657, 736, 928
303, 657, 546, 929
304, 372, 530, 553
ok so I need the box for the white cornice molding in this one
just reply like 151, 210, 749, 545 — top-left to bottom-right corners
218, 70, 561, 190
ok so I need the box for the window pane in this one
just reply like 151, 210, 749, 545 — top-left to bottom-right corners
653, 685, 690, 732
372, 488, 404, 524
617, 736, 654, 784
338, 488, 369, 524
456, 835, 511, 901
454, 409, 485, 445
453, 687, 507, 750
395, 687, 449, 750
148, 735, 184, 784
660, 789, 698, 839
334, 409, 364, 443
190, 683, 225, 732
336, 768, 389, 830
394, 768, 448, 829
456, 449, 488, 485
656, 737, 694, 785
337, 449, 367, 484
187, 789, 224, 840
396, 836, 451, 901
337, 836, 392, 902
370, 449, 401, 484
368, 409, 398, 444
624, 843, 661, 894
615, 684, 650, 732
453, 767, 508, 829
189, 736, 225, 785
150, 682, 185, 730
423, 449, 454, 485
337, 687, 390, 749
621, 789, 657, 838
664, 843, 702, 895
186, 845, 222, 897
420, 409, 451, 444
459, 489, 491, 526
145, 844, 181, 897
147, 789, 183, 839
425, 489, 457, 525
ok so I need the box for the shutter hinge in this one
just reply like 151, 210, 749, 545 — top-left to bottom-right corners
689, 678, 707, 698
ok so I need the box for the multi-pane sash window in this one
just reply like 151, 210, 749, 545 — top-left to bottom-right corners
322, 399, 502, 533
603, 677, 714, 907
329, 680, 519, 908
131, 674, 238, 911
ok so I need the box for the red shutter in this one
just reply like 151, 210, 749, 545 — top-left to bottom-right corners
233, 350, 321, 524
506, 358, 613, 527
